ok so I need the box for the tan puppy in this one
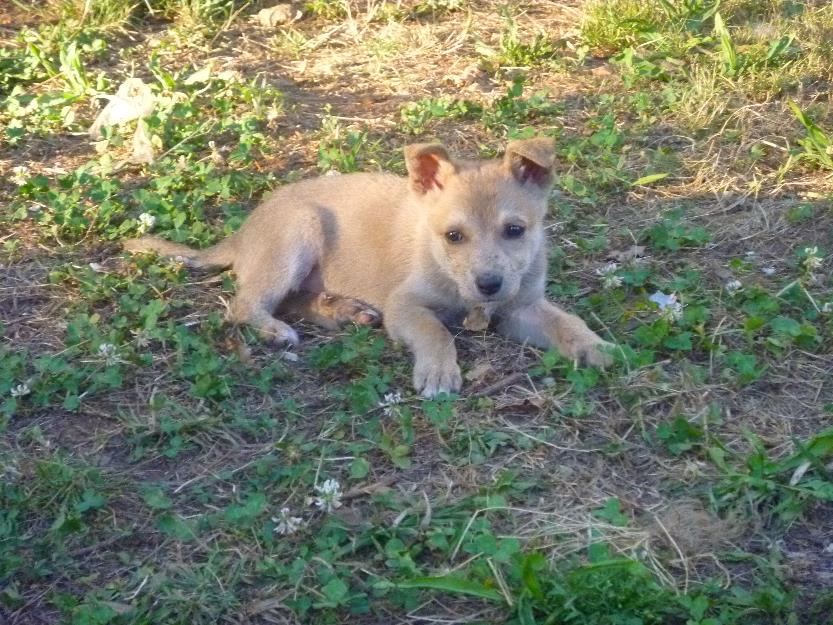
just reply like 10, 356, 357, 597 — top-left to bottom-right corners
124, 138, 614, 397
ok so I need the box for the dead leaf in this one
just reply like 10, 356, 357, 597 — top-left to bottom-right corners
225, 335, 255, 367
131, 121, 156, 164
89, 78, 155, 139
607, 245, 646, 262
465, 360, 493, 383
344, 478, 396, 499
789, 460, 812, 486
183, 64, 213, 85
714, 267, 734, 281
463, 303, 493, 331
495, 394, 545, 411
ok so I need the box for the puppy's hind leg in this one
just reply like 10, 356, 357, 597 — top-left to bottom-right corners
282, 292, 381, 331
232, 291, 300, 346
230, 243, 320, 347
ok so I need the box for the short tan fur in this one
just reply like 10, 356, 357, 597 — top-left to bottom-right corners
124, 138, 614, 396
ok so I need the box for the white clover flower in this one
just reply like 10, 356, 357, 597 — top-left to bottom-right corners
208, 140, 224, 165
272, 507, 304, 535
762, 266, 776, 276
649, 291, 683, 322
98, 343, 121, 366
604, 275, 623, 289
595, 262, 623, 290
137, 212, 156, 235
725, 279, 743, 295
1, 459, 20, 480
10, 383, 30, 397
803, 247, 823, 272
11, 165, 29, 186
131, 328, 151, 348
378, 391, 404, 416
313, 479, 343, 513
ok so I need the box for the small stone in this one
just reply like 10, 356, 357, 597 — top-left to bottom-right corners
258, 4, 300, 27
448, 64, 494, 93
590, 64, 614, 78
281, 350, 300, 363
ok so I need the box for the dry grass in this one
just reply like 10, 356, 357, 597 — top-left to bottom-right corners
1, 1, 833, 624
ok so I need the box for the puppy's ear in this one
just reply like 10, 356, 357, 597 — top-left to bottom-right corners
404, 143, 457, 194
504, 137, 555, 189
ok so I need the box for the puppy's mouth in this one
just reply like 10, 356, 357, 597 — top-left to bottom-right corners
463, 290, 513, 305
472, 294, 504, 303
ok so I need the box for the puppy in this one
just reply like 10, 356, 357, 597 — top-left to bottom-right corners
124, 138, 614, 396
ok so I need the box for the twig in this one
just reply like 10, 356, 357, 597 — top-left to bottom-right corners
474, 371, 527, 396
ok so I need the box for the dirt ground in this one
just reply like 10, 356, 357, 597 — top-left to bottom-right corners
2, 1, 833, 624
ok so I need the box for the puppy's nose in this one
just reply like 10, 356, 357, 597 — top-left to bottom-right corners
475, 273, 503, 296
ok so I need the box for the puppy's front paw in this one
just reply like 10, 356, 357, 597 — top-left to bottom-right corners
575, 336, 615, 368
413, 356, 462, 398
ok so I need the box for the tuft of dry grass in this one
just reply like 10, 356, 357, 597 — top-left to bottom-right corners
1, 1, 833, 624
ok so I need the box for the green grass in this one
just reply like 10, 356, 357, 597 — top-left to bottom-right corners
1, 1, 833, 624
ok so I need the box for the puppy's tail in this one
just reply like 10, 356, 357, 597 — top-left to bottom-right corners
122, 235, 235, 270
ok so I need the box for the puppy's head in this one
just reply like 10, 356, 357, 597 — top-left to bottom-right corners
404, 138, 554, 304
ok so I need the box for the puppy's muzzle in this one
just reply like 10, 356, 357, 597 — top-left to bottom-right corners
475, 273, 503, 297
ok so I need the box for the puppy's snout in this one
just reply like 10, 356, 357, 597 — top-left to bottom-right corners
475, 273, 503, 297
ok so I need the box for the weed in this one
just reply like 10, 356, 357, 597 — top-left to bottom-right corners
654, 414, 705, 455
305, 0, 348, 20
154, 0, 249, 27
477, 11, 558, 73
580, 0, 660, 55
400, 97, 479, 135
317, 113, 378, 173
392, 547, 798, 624
709, 428, 833, 524
482, 79, 562, 137
713, 12, 741, 77
2, 1, 833, 623
411, 0, 465, 16
785, 99, 833, 171
644, 209, 712, 252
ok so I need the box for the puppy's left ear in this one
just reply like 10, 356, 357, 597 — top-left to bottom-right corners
504, 137, 555, 189
404, 143, 457, 195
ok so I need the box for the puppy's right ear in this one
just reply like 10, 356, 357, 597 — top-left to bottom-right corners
404, 143, 457, 195
504, 137, 555, 190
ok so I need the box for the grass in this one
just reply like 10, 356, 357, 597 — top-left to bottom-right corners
1, 0, 833, 623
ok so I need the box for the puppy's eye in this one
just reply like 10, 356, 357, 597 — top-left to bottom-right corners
446, 230, 464, 243
504, 224, 525, 239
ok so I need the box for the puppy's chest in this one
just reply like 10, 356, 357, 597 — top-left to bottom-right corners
316, 218, 416, 308
317, 251, 405, 309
